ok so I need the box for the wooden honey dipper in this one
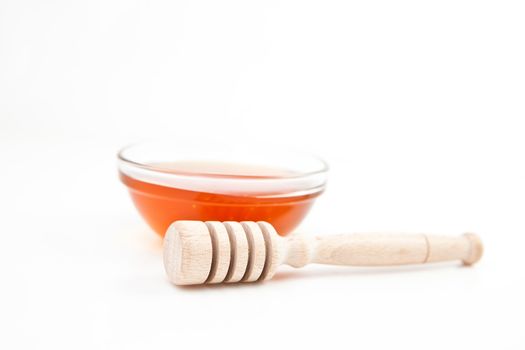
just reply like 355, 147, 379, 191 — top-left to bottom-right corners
163, 221, 483, 285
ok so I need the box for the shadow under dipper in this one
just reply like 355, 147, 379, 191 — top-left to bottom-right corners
171, 262, 467, 290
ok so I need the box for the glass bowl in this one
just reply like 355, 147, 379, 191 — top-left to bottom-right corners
118, 140, 328, 236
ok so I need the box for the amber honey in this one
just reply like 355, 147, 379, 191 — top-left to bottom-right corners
119, 161, 324, 236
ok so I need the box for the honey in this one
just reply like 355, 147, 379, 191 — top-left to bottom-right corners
119, 161, 323, 236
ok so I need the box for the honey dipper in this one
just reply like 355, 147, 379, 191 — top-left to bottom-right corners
163, 221, 483, 285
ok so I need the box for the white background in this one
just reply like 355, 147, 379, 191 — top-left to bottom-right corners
1, 0, 524, 349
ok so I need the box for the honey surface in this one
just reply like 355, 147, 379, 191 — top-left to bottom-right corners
148, 160, 295, 178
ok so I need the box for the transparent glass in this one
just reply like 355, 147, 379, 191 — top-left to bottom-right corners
118, 140, 329, 236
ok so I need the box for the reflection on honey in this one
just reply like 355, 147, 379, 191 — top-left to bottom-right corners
120, 162, 321, 236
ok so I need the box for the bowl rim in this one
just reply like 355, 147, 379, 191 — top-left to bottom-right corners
117, 140, 330, 181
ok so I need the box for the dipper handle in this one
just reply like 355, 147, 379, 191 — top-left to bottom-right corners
284, 233, 483, 268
